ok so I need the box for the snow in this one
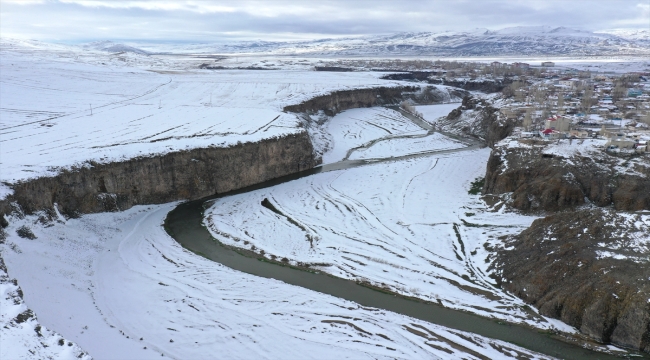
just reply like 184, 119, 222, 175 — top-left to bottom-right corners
204, 136, 570, 330
6, 35, 644, 357
0, 39, 414, 187
318, 106, 466, 164
1, 257, 91, 360
348, 132, 466, 160
1, 205, 551, 359
540, 138, 608, 157
319, 107, 424, 164
415, 103, 460, 125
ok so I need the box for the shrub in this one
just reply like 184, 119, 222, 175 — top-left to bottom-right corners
468, 177, 485, 195
16, 225, 36, 240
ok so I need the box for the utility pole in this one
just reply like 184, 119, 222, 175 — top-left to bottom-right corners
159, 99, 162, 109
89, 104, 93, 116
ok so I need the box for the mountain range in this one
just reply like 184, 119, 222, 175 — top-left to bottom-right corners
83, 26, 650, 57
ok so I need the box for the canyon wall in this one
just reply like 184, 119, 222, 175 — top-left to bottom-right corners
1, 132, 316, 217
483, 144, 650, 212
283, 85, 462, 116
494, 209, 649, 352
3, 85, 438, 218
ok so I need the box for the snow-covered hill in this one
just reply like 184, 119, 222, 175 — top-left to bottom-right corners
123, 26, 650, 56
83, 41, 150, 55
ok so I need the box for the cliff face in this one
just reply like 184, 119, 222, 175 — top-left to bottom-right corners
427, 78, 511, 93
3, 132, 316, 217
3, 85, 441, 219
283, 86, 415, 116
380, 73, 511, 93
486, 137, 650, 353
283, 86, 463, 116
438, 96, 516, 147
483, 141, 650, 212
494, 209, 650, 352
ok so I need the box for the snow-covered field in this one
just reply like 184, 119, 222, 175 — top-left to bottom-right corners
348, 132, 465, 160
6, 36, 646, 358
319, 107, 425, 163
415, 103, 460, 125
1, 205, 552, 359
204, 126, 571, 331
1, 39, 420, 188
1, 257, 91, 360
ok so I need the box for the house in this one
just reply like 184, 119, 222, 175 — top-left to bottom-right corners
558, 79, 580, 88
635, 141, 648, 153
542, 61, 555, 67
628, 89, 643, 97
520, 131, 535, 138
544, 116, 571, 132
540, 128, 563, 140
606, 133, 636, 149
513, 62, 530, 69
569, 129, 589, 138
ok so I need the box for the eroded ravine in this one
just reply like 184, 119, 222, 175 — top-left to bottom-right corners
164, 140, 639, 360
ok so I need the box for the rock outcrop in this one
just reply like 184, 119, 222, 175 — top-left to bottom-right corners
283, 86, 464, 116
483, 141, 650, 212
2, 85, 453, 220
438, 96, 516, 147
428, 78, 512, 93
380, 73, 512, 93
494, 209, 650, 353
2, 132, 316, 217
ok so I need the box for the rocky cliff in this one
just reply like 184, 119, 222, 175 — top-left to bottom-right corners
484, 137, 650, 353
483, 139, 650, 212
2, 85, 451, 220
283, 85, 464, 116
380, 73, 511, 93
438, 96, 516, 147
427, 78, 511, 93
494, 209, 650, 352
1, 132, 316, 218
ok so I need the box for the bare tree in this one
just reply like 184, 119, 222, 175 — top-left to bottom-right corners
612, 85, 627, 102
523, 108, 533, 131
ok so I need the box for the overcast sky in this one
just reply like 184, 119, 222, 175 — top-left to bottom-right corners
1, 0, 649, 43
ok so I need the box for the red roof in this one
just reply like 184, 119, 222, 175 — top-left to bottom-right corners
542, 129, 554, 134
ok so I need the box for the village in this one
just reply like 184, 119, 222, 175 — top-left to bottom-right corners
332, 58, 650, 156
489, 62, 650, 155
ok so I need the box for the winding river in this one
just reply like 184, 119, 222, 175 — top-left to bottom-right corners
165, 109, 642, 359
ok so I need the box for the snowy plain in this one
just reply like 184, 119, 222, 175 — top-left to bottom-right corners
3, 36, 645, 358
1, 257, 91, 360
415, 103, 461, 125
204, 113, 572, 331
0, 38, 426, 189
1, 204, 553, 359
319, 107, 425, 163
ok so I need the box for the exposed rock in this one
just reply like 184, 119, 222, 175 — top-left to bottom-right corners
483, 139, 650, 212
2, 85, 462, 220
494, 209, 650, 352
283, 86, 463, 116
2, 132, 316, 217
381, 73, 512, 93
428, 78, 513, 93
437, 95, 516, 147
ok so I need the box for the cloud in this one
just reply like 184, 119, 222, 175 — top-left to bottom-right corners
1, 0, 648, 42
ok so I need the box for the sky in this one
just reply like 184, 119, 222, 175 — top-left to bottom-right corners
1, 0, 649, 43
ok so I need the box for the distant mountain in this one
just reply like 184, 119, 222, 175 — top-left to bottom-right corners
133, 26, 650, 57
595, 29, 650, 42
83, 41, 150, 55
